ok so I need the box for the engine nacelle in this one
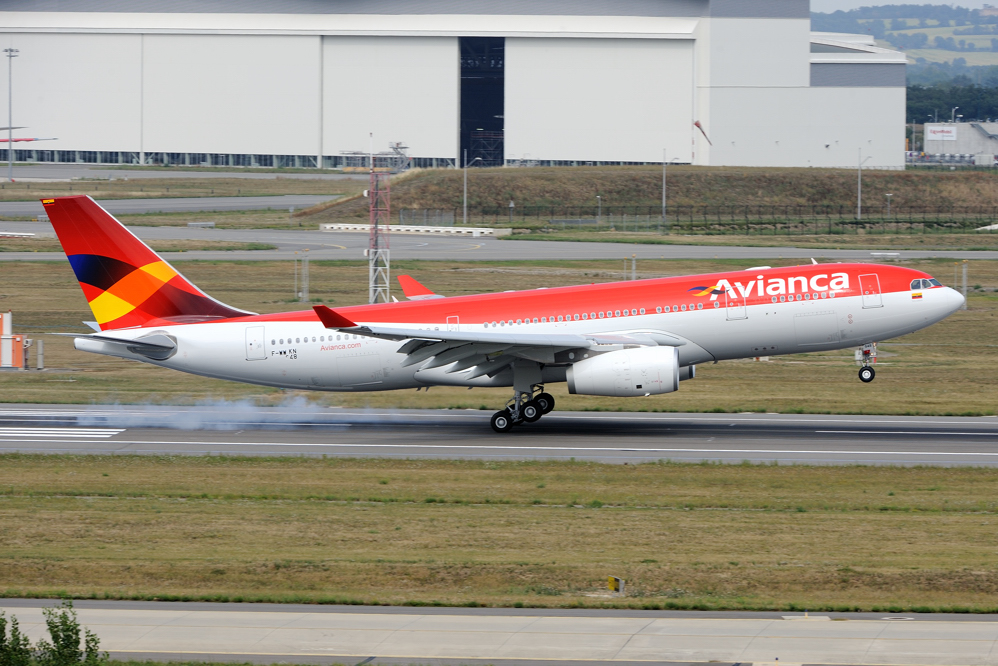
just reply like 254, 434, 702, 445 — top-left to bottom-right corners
567, 346, 680, 397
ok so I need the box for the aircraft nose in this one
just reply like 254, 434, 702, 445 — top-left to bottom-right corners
945, 287, 965, 312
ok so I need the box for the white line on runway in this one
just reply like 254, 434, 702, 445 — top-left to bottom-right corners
2, 438, 998, 458
817, 430, 998, 436
0, 428, 123, 438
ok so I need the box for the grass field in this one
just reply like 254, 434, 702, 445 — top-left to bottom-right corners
303, 167, 998, 222
0, 258, 995, 415
3, 455, 998, 611
509, 230, 998, 251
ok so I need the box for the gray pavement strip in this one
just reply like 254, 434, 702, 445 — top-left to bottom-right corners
10, 165, 366, 181
0, 195, 336, 218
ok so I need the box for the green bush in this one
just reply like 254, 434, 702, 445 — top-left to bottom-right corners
0, 601, 106, 666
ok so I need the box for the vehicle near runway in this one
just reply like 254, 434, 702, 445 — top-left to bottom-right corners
44, 196, 965, 433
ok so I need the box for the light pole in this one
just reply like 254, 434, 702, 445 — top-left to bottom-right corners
857, 148, 872, 221
4, 47, 18, 183
596, 195, 602, 225
662, 149, 667, 231
885, 193, 893, 221
951, 106, 960, 123
508, 199, 514, 226
462, 150, 483, 226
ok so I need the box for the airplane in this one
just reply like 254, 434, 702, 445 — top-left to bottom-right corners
43, 195, 965, 433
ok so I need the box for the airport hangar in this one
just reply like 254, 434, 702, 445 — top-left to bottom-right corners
1, 0, 906, 171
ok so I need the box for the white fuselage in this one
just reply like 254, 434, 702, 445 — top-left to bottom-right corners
76, 284, 965, 392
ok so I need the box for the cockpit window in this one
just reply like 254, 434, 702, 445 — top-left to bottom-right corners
929, 278, 942, 287
910, 279, 922, 290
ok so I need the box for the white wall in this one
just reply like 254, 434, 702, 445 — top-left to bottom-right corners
504, 38, 694, 163
142, 34, 321, 155
707, 18, 810, 88
705, 87, 905, 168
0, 33, 142, 151
322, 36, 458, 159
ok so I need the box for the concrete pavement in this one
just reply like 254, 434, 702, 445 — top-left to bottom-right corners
2, 601, 997, 665
2, 406, 997, 465
2, 219, 997, 262
0, 195, 336, 218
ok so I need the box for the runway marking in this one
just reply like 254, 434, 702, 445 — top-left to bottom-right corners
2, 439, 998, 458
817, 430, 998, 436
0, 427, 123, 439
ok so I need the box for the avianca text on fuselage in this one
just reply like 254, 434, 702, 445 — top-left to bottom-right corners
703, 271, 851, 302
41, 195, 966, 433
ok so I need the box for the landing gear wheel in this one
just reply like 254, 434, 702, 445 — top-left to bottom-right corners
522, 400, 542, 423
536, 392, 555, 414
859, 366, 876, 383
491, 410, 515, 433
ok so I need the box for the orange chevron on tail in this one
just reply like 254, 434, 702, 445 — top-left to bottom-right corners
43, 196, 254, 330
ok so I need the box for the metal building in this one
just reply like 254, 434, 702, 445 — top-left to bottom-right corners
1, 1, 906, 169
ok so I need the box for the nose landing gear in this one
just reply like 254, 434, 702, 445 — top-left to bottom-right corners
490, 384, 555, 433
856, 343, 877, 383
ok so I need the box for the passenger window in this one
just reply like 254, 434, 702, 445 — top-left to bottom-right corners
656, 307, 662, 313
640, 308, 645, 315
541, 317, 546, 323
598, 312, 604, 318
516, 319, 522, 325
574, 314, 580, 321
911, 279, 922, 290
696, 303, 703, 310
681, 304, 687, 311
271, 339, 276, 345
614, 310, 621, 317
631, 309, 637, 315
557, 316, 563, 322
780, 296, 786, 302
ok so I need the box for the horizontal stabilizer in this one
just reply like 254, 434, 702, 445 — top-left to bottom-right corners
397, 275, 444, 300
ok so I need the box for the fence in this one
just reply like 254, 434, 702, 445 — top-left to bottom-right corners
437, 204, 998, 235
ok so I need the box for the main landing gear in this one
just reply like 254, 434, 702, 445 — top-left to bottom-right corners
490, 384, 555, 433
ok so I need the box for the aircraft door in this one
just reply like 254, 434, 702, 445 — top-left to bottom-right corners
859, 274, 883, 308
245, 326, 266, 361
725, 288, 747, 320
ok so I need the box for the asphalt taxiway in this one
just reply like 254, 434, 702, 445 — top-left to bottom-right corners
0, 194, 335, 217
2, 599, 997, 666
2, 218, 998, 263
1, 405, 996, 465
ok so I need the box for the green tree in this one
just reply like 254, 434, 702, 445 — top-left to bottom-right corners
0, 612, 33, 666
33, 602, 106, 666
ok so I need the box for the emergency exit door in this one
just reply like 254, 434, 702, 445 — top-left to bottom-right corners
245, 326, 266, 360
859, 274, 883, 308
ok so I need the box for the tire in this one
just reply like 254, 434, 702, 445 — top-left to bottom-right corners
491, 410, 514, 433
536, 392, 555, 414
859, 366, 876, 383
522, 400, 542, 423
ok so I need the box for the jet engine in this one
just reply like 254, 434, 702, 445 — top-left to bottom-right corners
566, 346, 680, 397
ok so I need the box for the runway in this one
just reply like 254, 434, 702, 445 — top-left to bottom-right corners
2, 599, 997, 665
1, 405, 997, 465
0, 194, 335, 218
2, 219, 998, 262
7, 164, 365, 182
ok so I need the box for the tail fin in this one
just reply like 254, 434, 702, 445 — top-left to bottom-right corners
43, 196, 254, 330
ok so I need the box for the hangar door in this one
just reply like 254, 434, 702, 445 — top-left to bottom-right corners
504, 38, 694, 164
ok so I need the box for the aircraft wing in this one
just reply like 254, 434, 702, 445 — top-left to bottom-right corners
313, 305, 684, 378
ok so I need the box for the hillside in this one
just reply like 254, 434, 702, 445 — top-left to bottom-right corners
812, 4, 998, 77
301, 166, 998, 221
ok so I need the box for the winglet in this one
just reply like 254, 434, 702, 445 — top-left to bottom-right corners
313, 305, 358, 329
397, 275, 444, 300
